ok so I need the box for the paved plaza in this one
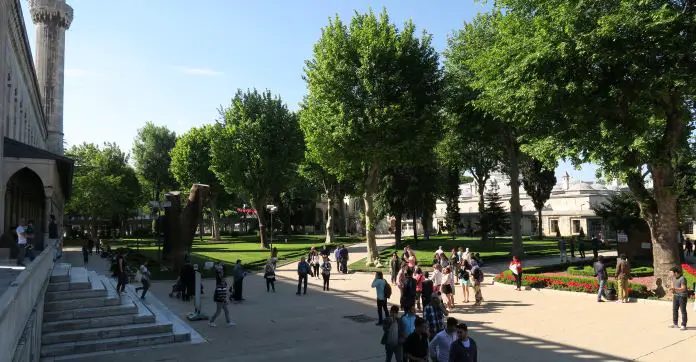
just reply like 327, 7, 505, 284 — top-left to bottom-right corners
58, 242, 694, 362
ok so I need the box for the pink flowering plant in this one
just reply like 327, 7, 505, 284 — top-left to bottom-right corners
494, 270, 650, 298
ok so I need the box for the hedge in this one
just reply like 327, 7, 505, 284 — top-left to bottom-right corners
567, 265, 653, 278
494, 270, 651, 298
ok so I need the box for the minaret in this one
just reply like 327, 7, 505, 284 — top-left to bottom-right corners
29, 0, 73, 155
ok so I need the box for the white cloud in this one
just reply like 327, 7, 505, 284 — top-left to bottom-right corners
174, 67, 223, 76
65, 68, 95, 77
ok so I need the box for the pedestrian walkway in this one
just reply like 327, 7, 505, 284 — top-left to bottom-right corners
481, 250, 618, 275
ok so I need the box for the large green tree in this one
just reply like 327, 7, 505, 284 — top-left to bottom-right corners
66, 143, 141, 237
132, 122, 177, 201
299, 160, 340, 243
170, 125, 229, 240
460, 1, 696, 278
521, 157, 557, 239
211, 89, 304, 248
301, 10, 442, 266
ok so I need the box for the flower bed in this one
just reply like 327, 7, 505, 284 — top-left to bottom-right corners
567, 265, 653, 278
494, 270, 651, 298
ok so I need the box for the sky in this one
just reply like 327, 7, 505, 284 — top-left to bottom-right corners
20, 0, 598, 181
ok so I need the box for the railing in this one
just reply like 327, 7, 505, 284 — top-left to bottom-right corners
0, 240, 57, 362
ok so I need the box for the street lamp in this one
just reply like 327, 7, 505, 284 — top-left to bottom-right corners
266, 205, 278, 247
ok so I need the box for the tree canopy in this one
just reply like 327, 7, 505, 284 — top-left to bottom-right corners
521, 157, 557, 239
132, 122, 177, 201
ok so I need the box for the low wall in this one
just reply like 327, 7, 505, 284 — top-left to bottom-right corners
0, 241, 57, 362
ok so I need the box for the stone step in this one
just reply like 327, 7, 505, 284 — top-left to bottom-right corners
47, 267, 90, 292
43, 300, 138, 322
44, 294, 120, 312
42, 320, 173, 345
40, 332, 188, 358
49, 263, 71, 283
42, 310, 155, 333
45, 272, 107, 301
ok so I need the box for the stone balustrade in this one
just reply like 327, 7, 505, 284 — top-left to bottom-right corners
0, 239, 59, 362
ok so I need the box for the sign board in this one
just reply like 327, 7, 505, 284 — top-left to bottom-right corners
617, 232, 628, 243
641, 242, 651, 249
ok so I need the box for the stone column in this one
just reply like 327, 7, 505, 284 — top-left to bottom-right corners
29, 0, 73, 155
0, 0, 9, 236
44, 186, 53, 250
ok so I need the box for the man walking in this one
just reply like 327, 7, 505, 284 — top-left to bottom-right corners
339, 245, 349, 274
429, 317, 458, 362
404, 317, 429, 361
670, 266, 688, 330
15, 219, 28, 266
591, 234, 600, 260
557, 234, 567, 263
449, 323, 478, 362
296, 256, 310, 295
593, 256, 608, 302
231, 260, 246, 302
372, 271, 389, 325
615, 254, 631, 303
471, 263, 484, 306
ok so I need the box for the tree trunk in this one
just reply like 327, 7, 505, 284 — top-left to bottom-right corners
645, 165, 681, 282
477, 182, 487, 242
364, 162, 382, 267
506, 136, 524, 257
253, 200, 268, 249
412, 210, 419, 243
325, 195, 334, 244
537, 208, 543, 240
210, 200, 221, 240
422, 209, 431, 241
337, 195, 347, 237
394, 214, 402, 244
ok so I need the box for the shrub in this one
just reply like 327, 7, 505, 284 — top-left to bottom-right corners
567, 265, 653, 278
494, 270, 651, 298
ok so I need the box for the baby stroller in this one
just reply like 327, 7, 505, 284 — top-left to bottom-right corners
169, 278, 186, 299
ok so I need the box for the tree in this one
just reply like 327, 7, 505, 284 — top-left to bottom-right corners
459, 1, 696, 278
66, 143, 141, 238
521, 157, 557, 239
481, 181, 509, 237
211, 89, 304, 248
301, 9, 442, 266
443, 166, 461, 239
299, 160, 340, 243
170, 125, 228, 240
132, 122, 177, 201
592, 192, 645, 233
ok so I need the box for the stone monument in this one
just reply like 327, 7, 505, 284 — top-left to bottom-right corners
163, 184, 209, 271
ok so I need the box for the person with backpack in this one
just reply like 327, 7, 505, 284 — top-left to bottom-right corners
381, 305, 404, 361
593, 256, 608, 302
263, 259, 276, 292
372, 271, 390, 325
320, 256, 332, 291
471, 263, 484, 306
401, 268, 417, 312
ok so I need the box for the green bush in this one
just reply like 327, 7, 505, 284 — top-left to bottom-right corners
567, 265, 653, 278
495, 270, 651, 298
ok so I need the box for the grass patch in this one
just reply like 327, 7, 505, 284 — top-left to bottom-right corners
105, 235, 361, 280
350, 235, 568, 273
567, 264, 654, 278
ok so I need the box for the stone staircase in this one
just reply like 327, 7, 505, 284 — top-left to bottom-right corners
40, 263, 192, 361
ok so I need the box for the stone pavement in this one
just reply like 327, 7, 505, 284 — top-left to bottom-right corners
59, 242, 693, 362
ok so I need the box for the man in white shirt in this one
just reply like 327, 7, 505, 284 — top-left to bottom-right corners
16, 219, 27, 266
435, 246, 444, 257
429, 317, 458, 362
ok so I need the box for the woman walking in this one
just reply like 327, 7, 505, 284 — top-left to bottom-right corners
458, 259, 471, 303
442, 267, 455, 309
321, 256, 332, 291
509, 256, 523, 291
390, 252, 400, 285
135, 260, 151, 300
264, 259, 276, 292
414, 267, 425, 311
115, 251, 126, 297
209, 263, 235, 327
309, 247, 320, 279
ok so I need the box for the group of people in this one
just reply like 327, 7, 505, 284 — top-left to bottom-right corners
557, 230, 605, 262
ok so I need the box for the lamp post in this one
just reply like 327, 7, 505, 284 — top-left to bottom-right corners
266, 205, 278, 248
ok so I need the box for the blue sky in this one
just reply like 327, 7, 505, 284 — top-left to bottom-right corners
21, 0, 597, 181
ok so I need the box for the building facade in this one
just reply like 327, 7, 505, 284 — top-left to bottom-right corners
433, 172, 626, 238
0, 0, 73, 248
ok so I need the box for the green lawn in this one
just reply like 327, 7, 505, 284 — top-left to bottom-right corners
351, 235, 563, 272
103, 234, 361, 279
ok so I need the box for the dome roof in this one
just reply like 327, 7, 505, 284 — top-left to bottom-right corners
568, 182, 594, 191
591, 183, 607, 190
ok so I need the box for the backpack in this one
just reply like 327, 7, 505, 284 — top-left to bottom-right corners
473, 267, 484, 283
384, 282, 392, 299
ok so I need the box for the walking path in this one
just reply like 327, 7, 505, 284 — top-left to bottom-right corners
62, 242, 692, 361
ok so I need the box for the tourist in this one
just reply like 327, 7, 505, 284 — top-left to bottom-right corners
334, 245, 342, 265
390, 252, 401, 284
449, 323, 478, 362
270, 247, 278, 269
557, 232, 567, 263
296, 256, 310, 295
88, 237, 94, 255
593, 256, 608, 302
472, 253, 483, 267
421, 271, 434, 309
115, 250, 126, 296
578, 228, 586, 258
180, 254, 196, 301
471, 262, 484, 306
397, 263, 409, 291
381, 305, 404, 361
401, 304, 417, 337
432, 253, 442, 268
458, 259, 471, 303
462, 248, 471, 263
320, 255, 331, 291
402, 246, 411, 262
231, 259, 246, 302
440, 254, 451, 269
429, 317, 458, 362
442, 267, 455, 309
15, 219, 28, 266
309, 247, 320, 279
372, 271, 389, 325
403, 316, 429, 361
569, 234, 576, 258
209, 262, 234, 327
407, 251, 417, 270
431, 264, 444, 293
435, 246, 445, 257
134, 260, 151, 300
450, 248, 460, 283
424, 294, 448, 339
615, 253, 631, 303
686, 239, 693, 257
414, 267, 425, 311
82, 240, 89, 264
591, 234, 601, 260
26, 220, 35, 257
339, 245, 349, 274
401, 268, 418, 312
509, 256, 523, 291
670, 266, 688, 330
320, 244, 330, 259
263, 259, 276, 292
457, 247, 464, 263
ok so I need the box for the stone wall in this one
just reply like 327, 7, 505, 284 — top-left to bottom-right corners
0, 241, 56, 362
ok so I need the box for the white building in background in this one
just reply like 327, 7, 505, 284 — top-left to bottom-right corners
433, 172, 628, 238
